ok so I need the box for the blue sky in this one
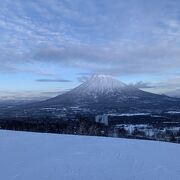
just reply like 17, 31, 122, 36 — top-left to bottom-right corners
1, 0, 180, 99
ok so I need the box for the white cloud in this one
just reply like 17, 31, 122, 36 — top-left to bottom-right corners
1, 0, 180, 94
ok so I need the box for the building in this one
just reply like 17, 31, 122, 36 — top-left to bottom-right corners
95, 114, 109, 125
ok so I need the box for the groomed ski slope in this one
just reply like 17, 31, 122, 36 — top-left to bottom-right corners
0, 130, 180, 180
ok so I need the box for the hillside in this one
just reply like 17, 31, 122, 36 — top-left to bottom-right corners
0, 130, 180, 180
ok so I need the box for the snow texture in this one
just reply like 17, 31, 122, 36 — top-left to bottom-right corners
166, 111, 180, 114
0, 130, 180, 180
109, 113, 151, 116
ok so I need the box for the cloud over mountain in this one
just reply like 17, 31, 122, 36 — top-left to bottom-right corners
0, 0, 180, 76
1, 0, 180, 95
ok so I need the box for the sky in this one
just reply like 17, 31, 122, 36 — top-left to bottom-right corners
1, 0, 180, 100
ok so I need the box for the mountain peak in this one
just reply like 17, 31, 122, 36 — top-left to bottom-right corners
91, 74, 113, 79
71, 74, 127, 95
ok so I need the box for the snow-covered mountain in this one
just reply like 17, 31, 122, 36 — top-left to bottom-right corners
71, 74, 127, 95
30, 74, 180, 112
